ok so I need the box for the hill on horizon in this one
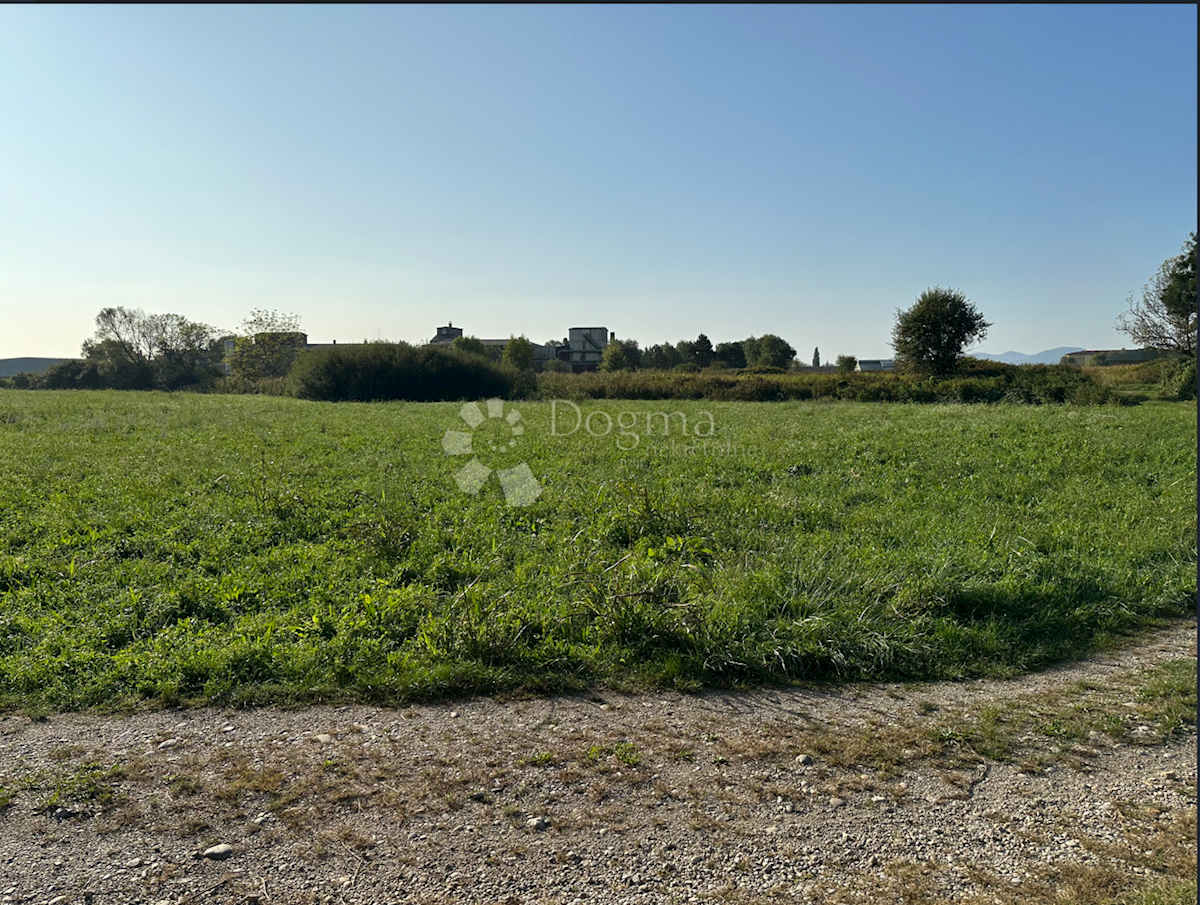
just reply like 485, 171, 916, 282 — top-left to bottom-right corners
0, 357, 68, 378
973, 347, 1084, 365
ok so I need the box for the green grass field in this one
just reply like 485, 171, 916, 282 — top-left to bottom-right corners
0, 390, 1194, 712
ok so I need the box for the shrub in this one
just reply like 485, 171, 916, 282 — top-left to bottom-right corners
1164, 359, 1197, 400
290, 343, 514, 402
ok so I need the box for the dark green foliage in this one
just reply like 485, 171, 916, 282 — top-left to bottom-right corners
85, 307, 224, 390
450, 335, 489, 359
290, 342, 513, 402
600, 341, 631, 372
892, 287, 991, 376
641, 343, 682, 370
742, 334, 797, 369
714, 342, 746, 369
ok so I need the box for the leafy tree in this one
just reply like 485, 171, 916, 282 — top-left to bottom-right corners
227, 309, 305, 380
891, 287, 990, 376
501, 335, 535, 371
83, 306, 222, 389
812, 348, 820, 368
612, 337, 642, 369
643, 343, 682, 370
1116, 232, 1197, 356
743, 334, 796, 369
714, 341, 746, 369
693, 333, 714, 368
675, 339, 697, 367
600, 340, 630, 371
835, 354, 857, 374
451, 335, 488, 358
83, 307, 154, 366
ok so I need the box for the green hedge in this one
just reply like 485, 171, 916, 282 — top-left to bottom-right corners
289, 342, 515, 402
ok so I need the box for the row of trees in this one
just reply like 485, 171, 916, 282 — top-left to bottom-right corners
30, 308, 304, 391
600, 333, 801, 373
16, 231, 1193, 394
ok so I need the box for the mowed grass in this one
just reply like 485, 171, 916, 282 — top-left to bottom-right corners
0, 390, 1194, 712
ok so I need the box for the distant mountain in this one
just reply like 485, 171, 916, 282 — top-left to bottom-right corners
972, 347, 1084, 366
0, 357, 68, 377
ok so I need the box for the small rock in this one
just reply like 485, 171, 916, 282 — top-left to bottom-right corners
449, 711, 459, 719
314, 734, 333, 744
49, 896, 69, 905
829, 797, 846, 808
1163, 770, 1177, 781
157, 738, 180, 750
526, 816, 551, 832
221, 725, 235, 733
202, 844, 235, 861
795, 754, 814, 766
125, 858, 143, 869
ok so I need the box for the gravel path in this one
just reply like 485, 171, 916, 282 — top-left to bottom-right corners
0, 619, 1194, 905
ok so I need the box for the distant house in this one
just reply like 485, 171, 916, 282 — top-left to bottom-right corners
426, 324, 610, 373
428, 324, 464, 345
1061, 348, 1165, 367
856, 359, 895, 372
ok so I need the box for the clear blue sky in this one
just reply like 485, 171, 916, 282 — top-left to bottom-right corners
1, 5, 1196, 360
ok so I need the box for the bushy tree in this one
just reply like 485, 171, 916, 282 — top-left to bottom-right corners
227, 309, 305, 380
675, 339, 696, 367
451, 335, 488, 358
693, 334, 714, 368
82, 306, 222, 389
743, 334, 796, 369
613, 338, 642, 369
501, 335, 535, 371
812, 347, 821, 368
1116, 232, 1197, 356
835, 354, 857, 374
891, 287, 990, 376
643, 343, 682, 370
600, 340, 630, 371
714, 341, 746, 369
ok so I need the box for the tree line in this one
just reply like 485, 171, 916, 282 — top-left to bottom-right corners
6, 230, 1193, 395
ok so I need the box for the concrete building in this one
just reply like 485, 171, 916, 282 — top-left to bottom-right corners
426, 324, 610, 372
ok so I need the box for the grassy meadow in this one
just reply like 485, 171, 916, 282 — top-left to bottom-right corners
0, 389, 1194, 712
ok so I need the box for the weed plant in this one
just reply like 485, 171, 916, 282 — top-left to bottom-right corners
0, 390, 1194, 712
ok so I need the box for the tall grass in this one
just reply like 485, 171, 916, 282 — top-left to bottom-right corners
0, 390, 1193, 712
